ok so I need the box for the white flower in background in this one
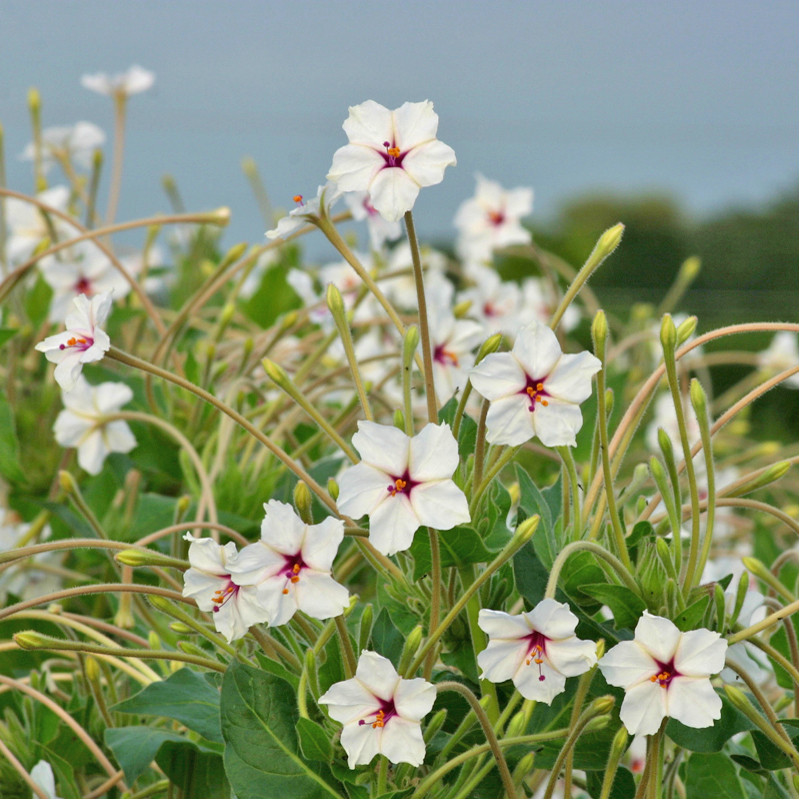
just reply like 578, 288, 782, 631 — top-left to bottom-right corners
470, 320, 601, 447
35, 292, 113, 391
3, 186, 75, 267
81, 64, 155, 97
518, 276, 579, 334
344, 191, 403, 251
319, 650, 436, 768
39, 241, 131, 322
181, 535, 269, 642
0, 510, 61, 604
20, 122, 105, 174
337, 421, 470, 556
458, 264, 522, 337
266, 184, 341, 240
477, 599, 597, 704
429, 310, 484, 401
454, 174, 533, 264
598, 612, 727, 735
227, 500, 349, 626
379, 241, 449, 312
328, 100, 456, 222
757, 331, 799, 389
53, 375, 136, 475
30, 760, 61, 800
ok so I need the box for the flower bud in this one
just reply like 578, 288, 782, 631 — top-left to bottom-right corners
512, 514, 540, 546
452, 299, 472, 319
293, 481, 313, 525
724, 684, 755, 716
512, 752, 535, 783
327, 477, 339, 502
207, 207, 231, 227
608, 724, 630, 763
591, 310, 608, 362
590, 695, 616, 716
169, 622, 194, 634
58, 470, 78, 495
262, 357, 290, 388
148, 631, 162, 651
475, 332, 503, 365
398, 625, 424, 674
28, 87, 42, 114
423, 709, 447, 744
85, 655, 101, 683
115, 549, 188, 569
584, 714, 612, 733
595, 639, 606, 660
714, 583, 727, 633
505, 709, 528, 738
596, 223, 625, 259
403, 325, 420, 369
689, 378, 708, 420
14, 631, 49, 649
726, 461, 792, 497
177, 640, 210, 658
220, 241, 249, 269
657, 428, 676, 469
676, 315, 698, 346
679, 256, 701, 283
730, 571, 750, 625
148, 594, 172, 614
358, 604, 374, 653
393, 409, 405, 431
660, 314, 677, 355
326, 283, 346, 317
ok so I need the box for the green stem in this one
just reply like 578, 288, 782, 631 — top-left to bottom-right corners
425, 528, 442, 681
334, 614, 357, 678
469, 444, 519, 519
557, 446, 583, 542
728, 601, 799, 645
545, 540, 639, 599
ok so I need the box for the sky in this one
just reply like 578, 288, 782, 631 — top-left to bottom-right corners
2, 0, 797, 256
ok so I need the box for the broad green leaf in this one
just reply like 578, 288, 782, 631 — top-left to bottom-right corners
112, 667, 223, 743
221, 662, 341, 798
673, 596, 712, 632
24, 273, 53, 329
562, 551, 606, 611
241, 262, 301, 328
296, 717, 333, 763
0, 328, 17, 347
371, 608, 404, 664
685, 751, 745, 798
513, 540, 550, 607
105, 726, 188, 783
581, 584, 646, 630
438, 397, 477, 461
666, 692, 752, 752
586, 766, 636, 798
254, 652, 301, 689
409, 525, 494, 581
751, 719, 799, 771
156, 740, 230, 798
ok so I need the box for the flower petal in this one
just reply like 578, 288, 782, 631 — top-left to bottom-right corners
294, 571, 349, 620
393, 677, 436, 721
355, 651, 401, 701
634, 612, 682, 665
666, 676, 722, 729
524, 599, 578, 640
368, 168, 421, 223
470, 353, 526, 401
619, 678, 668, 736
337, 463, 393, 520
342, 100, 394, 146
409, 422, 460, 480
530, 398, 584, 448
328, 144, 384, 193
351, 420, 410, 474
409, 480, 470, 531
545, 636, 597, 678
544, 351, 601, 404
599, 640, 658, 689
512, 322, 563, 379
260, 500, 307, 555
484, 393, 535, 446
301, 517, 345, 571
340, 719, 380, 769
512, 658, 568, 704
402, 140, 457, 187
674, 627, 728, 676
367, 494, 420, 556
391, 101, 439, 149
319, 677, 378, 725
380, 716, 427, 766
478, 637, 528, 683
478, 608, 533, 639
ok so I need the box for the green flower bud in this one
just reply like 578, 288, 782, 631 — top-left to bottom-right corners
177, 640, 210, 658
398, 625, 424, 674
14, 631, 49, 650
452, 299, 472, 318
326, 283, 346, 317
590, 695, 615, 715
513, 514, 540, 545
262, 357, 290, 388
660, 314, 677, 354
293, 481, 313, 525
676, 315, 698, 346
393, 409, 405, 431
115, 549, 188, 569
58, 470, 78, 494
714, 583, 727, 632
689, 378, 708, 419
403, 325, 420, 369
220, 241, 249, 268
584, 714, 612, 733
169, 622, 194, 634
358, 604, 374, 653
726, 461, 792, 497
423, 709, 448, 744
730, 571, 750, 625
148, 631, 161, 651
475, 332, 504, 365
679, 256, 701, 283
591, 310, 608, 361
327, 477, 339, 502
85, 655, 101, 683
505, 709, 527, 739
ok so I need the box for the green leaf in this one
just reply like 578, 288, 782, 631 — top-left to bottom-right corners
112, 668, 223, 743
513, 540, 551, 607
371, 608, 404, 664
685, 751, 745, 798
409, 525, 494, 581
0, 394, 25, 483
156, 740, 230, 798
673, 596, 712, 632
24, 273, 53, 329
586, 766, 636, 798
221, 662, 341, 798
105, 726, 188, 783
581, 584, 646, 629
254, 652, 301, 689
751, 719, 799, 771
438, 397, 477, 460
769, 626, 795, 690
241, 262, 301, 328
666, 692, 753, 752
561, 551, 606, 611
296, 717, 333, 763
0, 328, 18, 347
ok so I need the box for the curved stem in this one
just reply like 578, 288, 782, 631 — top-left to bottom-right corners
546, 540, 639, 599
728, 601, 799, 645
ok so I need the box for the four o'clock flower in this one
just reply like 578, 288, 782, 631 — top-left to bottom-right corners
319, 650, 436, 768
337, 421, 470, 556
53, 376, 137, 475
598, 611, 727, 736
227, 500, 349, 626
20, 122, 106, 175
477, 599, 597, 704
327, 100, 456, 222
81, 64, 155, 97
35, 292, 113, 391
344, 190, 403, 250
470, 320, 601, 447
266, 184, 341, 240
181, 535, 269, 643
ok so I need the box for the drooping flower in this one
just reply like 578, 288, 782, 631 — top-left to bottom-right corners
337, 421, 470, 556
35, 292, 113, 391
327, 100, 456, 222
20, 122, 106, 175
181, 535, 270, 642
477, 599, 597, 704
319, 650, 436, 768
81, 64, 155, 97
469, 320, 601, 447
227, 500, 349, 626
266, 184, 341, 240
53, 375, 136, 475
454, 174, 533, 264
598, 611, 727, 735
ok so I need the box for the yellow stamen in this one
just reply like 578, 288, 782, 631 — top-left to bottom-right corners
386, 146, 400, 157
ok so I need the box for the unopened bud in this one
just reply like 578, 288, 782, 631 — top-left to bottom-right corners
221, 242, 249, 268
207, 207, 231, 227
262, 357, 290, 388
85, 655, 101, 683
591, 310, 608, 361
726, 461, 792, 497
679, 256, 701, 283
393, 409, 405, 431
660, 314, 677, 354
590, 695, 615, 715
724, 684, 754, 716
513, 514, 540, 545
608, 724, 630, 761
293, 481, 313, 525
475, 332, 503, 365
148, 631, 162, 651
398, 625, 424, 673
584, 714, 612, 733
328, 477, 339, 502
596, 223, 624, 259
326, 283, 346, 317
676, 315, 698, 346
169, 622, 194, 634
423, 709, 447, 744
358, 604, 374, 652
403, 325, 420, 369
177, 640, 210, 658
689, 378, 708, 419
595, 639, 606, 660
731, 571, 750, 625
505, 709, 527, 738
115, 549, 188, 569
452, 299, 472, 318
714, 583, 727, 633
58, 470, 78, 494
14, 631, 49, 649
512, 752, 535, 783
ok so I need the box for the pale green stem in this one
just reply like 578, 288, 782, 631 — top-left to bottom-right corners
557, 446, 583, 542
334, 614, 357, 678
545, 541, 640, 599
469, 444, 519, 519
105, 93, 127, 225
329, 306, 373, 422
424, 527, 442, 681
728, 601, 800, 645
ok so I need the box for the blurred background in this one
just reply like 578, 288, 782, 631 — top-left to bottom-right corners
2, 0, 797, 326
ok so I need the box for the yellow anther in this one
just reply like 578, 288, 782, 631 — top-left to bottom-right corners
387, 146, 400, 157
293, 194, 303, 203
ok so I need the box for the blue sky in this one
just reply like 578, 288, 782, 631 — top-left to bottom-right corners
2, 0, 797, 253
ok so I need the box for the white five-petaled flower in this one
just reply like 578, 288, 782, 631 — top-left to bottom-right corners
470, 320, 601, 447
81, 64, 155, 97
598, 611, 728, 736
454, 174, 533, 264
227, 500, 349, 626
20, 122, 106, 175
477, 599, 597, 704
35, 292, 113, 391
337, 421, 470, 556
53, 375, 136, 475
266, 184, 341, 240
343, 191, 403, 250
319, 650, 436, 769
327, 100, 456, 223
181, 535, 269, 643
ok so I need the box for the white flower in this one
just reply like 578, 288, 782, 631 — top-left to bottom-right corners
39, 241, 131, 322
598, 611, 727, 735
470, 320, 601, 447
758, 331, 799, 389
337, 421, 470, 556
429, 311, 484, 401
0, 511, 60, 604
35, 292, 113, 391
477, 599, 597, 704
344, 191, 403, 250
454, 174, 533, 264
4, 186, 75, 267
30, 760, 61, 800
53, 376, 136, 475
458, 264, 523, 336
81, 64, 155, 97
227, 500, 349, 626
379, 241, 449, 312
181, 535, 269, 642
327, 100, 456, 222
319, 650, 436, 768
20, 123, 105, 174
266, 184, 341, 240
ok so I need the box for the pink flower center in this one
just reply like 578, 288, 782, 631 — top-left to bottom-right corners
74, 277, 92, 295
381, 141, 406, 169
650, 657, 679, 688
488, 210, 506, 227
433, 343, 459, 367
280, 554, 307, 595
211, 577, 238, 612
519, 376, 550, 412
525, 631, 548, 682
358, 697, 397, 729
58, 335, 94, 352
386, 469, 417, 498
